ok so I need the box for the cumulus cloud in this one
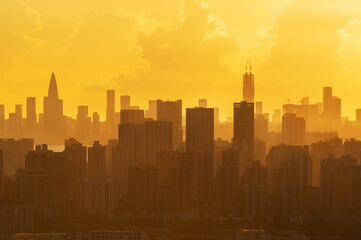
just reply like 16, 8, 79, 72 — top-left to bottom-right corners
114, 0, 240, 114
0, 0, 42, 73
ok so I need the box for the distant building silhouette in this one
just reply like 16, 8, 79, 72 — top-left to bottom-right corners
26, 97, 36, 137
157, 100, 182, 148
282, 113, 306, 146
106, 90, 116, 137
43, 73, 65, 144
243, 60, 255, 103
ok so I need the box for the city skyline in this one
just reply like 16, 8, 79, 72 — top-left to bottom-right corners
3, 0, 361, 239
2, 0, 361, 120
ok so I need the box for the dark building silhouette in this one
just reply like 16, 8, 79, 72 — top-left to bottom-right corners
233, 101, 254, 165
43, 73, 65, 144
0, 139, 34, 176
266, 145, 312, 217
17, 144, 66, 210
215, 149, 240, 214
88, 141, 106, 181
144, 121, 172, 166
157, 100, 183, 148
320, 155, 358, 217
310, 138, 343, 187
64, 138, 87, 210
186, 107, 214, 205
186, 107, 214, 154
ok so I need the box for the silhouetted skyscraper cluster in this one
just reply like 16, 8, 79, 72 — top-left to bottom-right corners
4, 70, 361, 236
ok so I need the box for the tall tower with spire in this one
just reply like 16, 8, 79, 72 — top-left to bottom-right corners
243, 59, 255, 103
43, 73, 65, 144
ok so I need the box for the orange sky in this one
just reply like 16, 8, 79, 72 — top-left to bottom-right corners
2, 0, 361, 121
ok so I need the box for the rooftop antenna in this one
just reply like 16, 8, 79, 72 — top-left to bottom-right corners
249, 58, 252, 73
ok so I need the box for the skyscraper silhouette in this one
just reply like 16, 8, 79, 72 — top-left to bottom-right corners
243, 60, 255, 103
233, 101, 254, 164
43, 73, 65, 144
106, 90, 115, 136
26, 97, 36, 137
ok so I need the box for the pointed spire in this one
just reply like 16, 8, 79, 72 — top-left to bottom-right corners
48, 72, 59, 99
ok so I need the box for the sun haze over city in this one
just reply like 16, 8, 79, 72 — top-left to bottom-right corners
3, 0, 361, 120
4, 0, 361, 239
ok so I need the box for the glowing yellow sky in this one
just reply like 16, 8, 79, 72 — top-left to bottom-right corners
2, 0, 361, 121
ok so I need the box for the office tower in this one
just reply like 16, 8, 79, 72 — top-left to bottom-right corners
282, 113, 306, 146
186, 107, 214, 205
323, 87, 332, 119
0, 150, 3, 198
215, 149, 240, 214
256, 101, 262, 115
88, 141, 106, 181
0, 139, 34, 176
144, 121, 172, 166
243, 61, 255, 103
76, 106, 91, 142
0, 105, 4, 138
106, 90, 115, 136
233, 101, 254, 164
26, 97, 36, 137
120, 95, 130, 110
320, 155, 358, 217
127, 165, 159, 213
198, 99, 207, 108
64, 139, 87, 209
15, 104, 22, 130
92, 112, 100, 137
186, 107, 214, 154
43, 73, 65, 144
120, 109, 145, 124
310, 139, 343, 187
17, 144, 66, 209
115, 123, 145, 194
157, 100, 183, 148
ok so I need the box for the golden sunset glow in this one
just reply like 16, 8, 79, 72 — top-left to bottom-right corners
2, 0, 361, 120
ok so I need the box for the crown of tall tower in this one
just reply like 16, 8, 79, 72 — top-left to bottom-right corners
48, 72, 59, 99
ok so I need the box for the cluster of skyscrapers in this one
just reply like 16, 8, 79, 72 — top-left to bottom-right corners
3, 69, 361, 234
